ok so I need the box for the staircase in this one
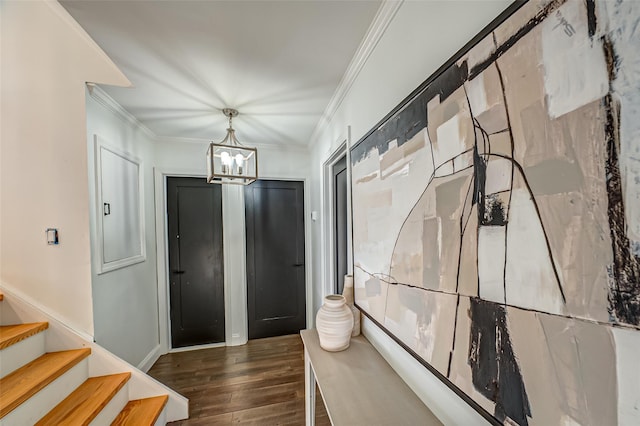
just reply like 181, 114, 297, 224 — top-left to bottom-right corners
0, 290, 186, 425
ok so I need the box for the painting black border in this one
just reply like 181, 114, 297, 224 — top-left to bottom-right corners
350, 1, 529, 425
351, 0, 528, 153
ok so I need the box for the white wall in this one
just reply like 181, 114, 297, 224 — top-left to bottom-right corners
154, 138, 311, 350
0, 0, 130, 337
86, 88, 160, 368
309, 1, 513, 424
155, 138, 310, 179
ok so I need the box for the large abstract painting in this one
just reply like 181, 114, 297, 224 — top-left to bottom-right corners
350, 1, 640, 424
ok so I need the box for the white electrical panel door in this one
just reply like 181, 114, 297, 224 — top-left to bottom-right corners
95, 136, 145, 273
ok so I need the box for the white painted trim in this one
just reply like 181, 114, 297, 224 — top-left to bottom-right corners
305, 176, 314, 329
169, 342, 226, 353
307, 0, 403, 148
154, 169, 314, 350
154, 167, 207, 354
0, 283, 94, 342
154, 167, 234, 353
221, 183, 248, 347
88, 85, 156, 139
322, 141, 347, 299
321, 126, 353, 302
345, 126, 354, 277
137, 344, 162, 373
153, 168, 172, 355
93, 135, 147, 274
154, 168, 252, 351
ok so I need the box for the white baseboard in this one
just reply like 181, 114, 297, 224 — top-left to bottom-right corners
169, 341, 225, 353
228, 335, 248, 347
138, 344, 162, 372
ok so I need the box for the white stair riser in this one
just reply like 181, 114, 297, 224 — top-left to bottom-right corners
0, 288, 187, 422
0, 358, 89, 426
89, 381, 129, 426
154, 407, 167, 426
0, 332, 45, 379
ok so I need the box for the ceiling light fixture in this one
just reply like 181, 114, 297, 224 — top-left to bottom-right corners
206, 108, 258, 185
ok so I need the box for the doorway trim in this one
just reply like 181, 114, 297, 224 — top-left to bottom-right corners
154, 168, 313, 353
154, 167, 236, 353
321, 127, 353, 301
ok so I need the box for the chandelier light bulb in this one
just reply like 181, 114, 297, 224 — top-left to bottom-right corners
235, 153, 244, 175
220, 151, 232, 174
220, 151, 231, 165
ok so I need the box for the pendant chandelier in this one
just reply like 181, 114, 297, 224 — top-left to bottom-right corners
206, 108, 258, 185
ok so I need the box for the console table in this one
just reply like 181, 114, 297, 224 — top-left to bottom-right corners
300, 329, 442, 425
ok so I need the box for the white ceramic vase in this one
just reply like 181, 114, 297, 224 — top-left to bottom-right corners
316, 295, 354, 352
343, 274, 354, 305
342, 274, 361, 337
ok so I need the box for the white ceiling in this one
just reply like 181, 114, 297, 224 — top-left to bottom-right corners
60, 0, 382, 148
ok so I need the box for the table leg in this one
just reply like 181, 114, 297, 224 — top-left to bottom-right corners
304, 348, 316, 426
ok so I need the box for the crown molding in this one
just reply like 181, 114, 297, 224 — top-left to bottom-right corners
87, 84, 157, 140
307, 0, 403, 148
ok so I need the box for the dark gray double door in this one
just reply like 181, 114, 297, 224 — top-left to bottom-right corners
167, 177, 306, 348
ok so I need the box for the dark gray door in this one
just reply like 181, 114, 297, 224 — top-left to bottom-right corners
167, 177, 225, 348
245, 180, 306, 339
333, 156, 348, 294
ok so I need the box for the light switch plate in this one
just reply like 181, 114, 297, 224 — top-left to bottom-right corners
46, 228, 59, 245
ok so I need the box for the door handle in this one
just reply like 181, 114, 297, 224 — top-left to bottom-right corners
293, 263, 304, 267
173, 270, 186, 274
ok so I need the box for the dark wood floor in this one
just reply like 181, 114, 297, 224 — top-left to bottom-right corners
148, 334, 330, 425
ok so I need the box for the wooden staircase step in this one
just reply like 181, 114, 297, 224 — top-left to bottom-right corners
111, 395, 169, 426
0, 348, 91, 418
36, 372, 131, 426
0, 322, 49, 350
